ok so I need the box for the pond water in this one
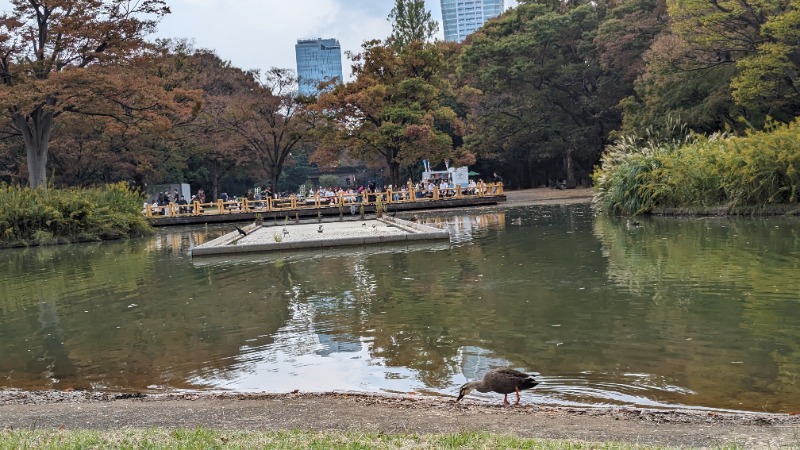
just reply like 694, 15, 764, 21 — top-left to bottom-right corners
1, 203, 799, 413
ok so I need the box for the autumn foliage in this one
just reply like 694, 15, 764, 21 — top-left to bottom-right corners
0, 0, 798, 198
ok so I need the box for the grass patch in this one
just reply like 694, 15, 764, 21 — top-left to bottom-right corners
0, 182, 151, 247
0, 428, 688, 449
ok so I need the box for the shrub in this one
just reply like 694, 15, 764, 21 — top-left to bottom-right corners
593, 119, 800, 214
0, 182, 152, 247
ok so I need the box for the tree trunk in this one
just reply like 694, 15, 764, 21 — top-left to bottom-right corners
211, 178, 220, 202
11, 101, 55, 189
271, 173, 280, 195
564, 147, 575, 182
389, 161, 401, 188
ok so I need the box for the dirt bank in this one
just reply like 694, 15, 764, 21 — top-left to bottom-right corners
503, 187, 594, 206
1, 390, 798, 448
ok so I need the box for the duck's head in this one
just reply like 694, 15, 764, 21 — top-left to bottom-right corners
456, 382, 477, 401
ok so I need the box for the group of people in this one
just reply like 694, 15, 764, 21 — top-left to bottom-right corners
144, 172, 504, 216
144, 188, 206, 215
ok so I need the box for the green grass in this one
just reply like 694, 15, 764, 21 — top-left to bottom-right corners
0, 428, 694, 449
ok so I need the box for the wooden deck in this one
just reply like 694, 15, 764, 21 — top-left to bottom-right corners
147, 185, 506, 227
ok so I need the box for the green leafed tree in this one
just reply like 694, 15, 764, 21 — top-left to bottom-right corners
387, 0, 440, 49
668, 0, 800, 116
623, 0, 800, 135
460, 0, 649, 187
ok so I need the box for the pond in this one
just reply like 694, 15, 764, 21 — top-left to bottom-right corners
1, 203, 798, 413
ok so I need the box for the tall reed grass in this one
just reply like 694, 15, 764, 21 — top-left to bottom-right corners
593, 119, 800, 215
0, 182, 152, 247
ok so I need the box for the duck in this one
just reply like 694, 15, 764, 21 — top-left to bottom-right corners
511, 217, 522, 225
457, 368, 539, 406
626, 219, 641, 229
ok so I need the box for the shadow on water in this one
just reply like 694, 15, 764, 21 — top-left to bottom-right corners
1, 205, 799, 413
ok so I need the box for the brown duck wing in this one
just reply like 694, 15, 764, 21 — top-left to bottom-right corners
484, 368, 538, 394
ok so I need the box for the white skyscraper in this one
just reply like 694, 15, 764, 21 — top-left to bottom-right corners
440, 0, 505, 43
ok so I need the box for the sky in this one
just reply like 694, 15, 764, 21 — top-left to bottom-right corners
1, 0, 517, 80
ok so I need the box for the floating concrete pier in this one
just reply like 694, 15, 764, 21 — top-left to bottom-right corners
190, 217, 450, 257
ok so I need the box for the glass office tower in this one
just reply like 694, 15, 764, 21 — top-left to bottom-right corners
440, 0, 504, 43
295, 38, 344, 96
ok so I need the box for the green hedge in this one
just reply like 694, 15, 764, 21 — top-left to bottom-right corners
593, 119, 800, 215
0, 182, 152, 247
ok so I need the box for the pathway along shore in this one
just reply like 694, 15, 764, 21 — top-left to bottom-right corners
3, 189, 797, 448
0, 391, 798, 448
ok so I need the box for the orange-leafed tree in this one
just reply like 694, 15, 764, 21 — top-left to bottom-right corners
170, 48, 257, 200
316, 40, 472, 187
0, 0, 174, 188
221, 68, 315, 192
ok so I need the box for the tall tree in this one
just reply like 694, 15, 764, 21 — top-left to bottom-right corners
623, 0, 800, 134
0, 0, 173, 188
316, 40, 472, 187
387, 0, 440, 49
668, 0, 800, 121
154, 44, 257, 200
222, 68, 314, 191
460, 2, 603, 186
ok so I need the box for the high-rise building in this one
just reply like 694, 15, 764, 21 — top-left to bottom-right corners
440, 0, 504, 43
295, 38, 344, 96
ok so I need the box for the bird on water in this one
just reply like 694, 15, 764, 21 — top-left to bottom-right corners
456, 368, 539, 405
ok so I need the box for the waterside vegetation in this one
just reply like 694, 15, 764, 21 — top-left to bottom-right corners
0, 183, 151, 248
593, 119, 800, 215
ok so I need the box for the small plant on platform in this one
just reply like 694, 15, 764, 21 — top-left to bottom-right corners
317, 208, 322, 223
359, 202, 365, 220
375, 194, 384, 218
273, 233, 283, 242
295, 212, 300, 224
254, 213, 263, 226
338, 201, 344, 221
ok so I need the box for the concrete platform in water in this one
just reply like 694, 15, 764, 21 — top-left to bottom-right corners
190, 217, 449, 257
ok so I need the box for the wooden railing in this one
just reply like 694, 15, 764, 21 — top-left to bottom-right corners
143, 182, 504, 218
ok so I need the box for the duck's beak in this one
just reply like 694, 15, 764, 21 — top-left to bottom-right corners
456, 392, 464, 401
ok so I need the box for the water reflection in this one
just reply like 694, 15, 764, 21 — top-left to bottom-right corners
1, 205, 799, 413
